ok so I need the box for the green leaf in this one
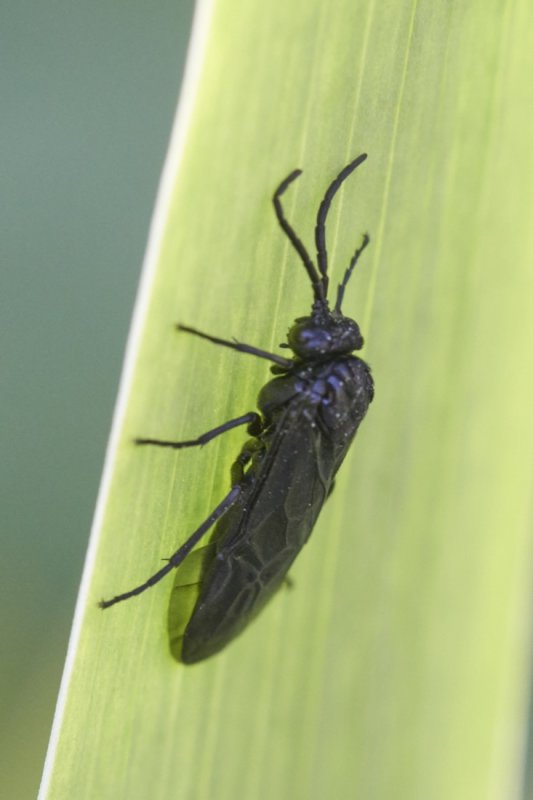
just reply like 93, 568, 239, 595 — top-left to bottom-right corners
40, 0, 533, 798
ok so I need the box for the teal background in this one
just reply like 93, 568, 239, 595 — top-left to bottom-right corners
1, 3, 194, 797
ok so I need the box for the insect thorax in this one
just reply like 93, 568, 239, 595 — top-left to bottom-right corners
258, 355, 373, 434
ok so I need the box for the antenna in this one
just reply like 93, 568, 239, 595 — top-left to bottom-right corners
314, 153, 368, 298
273, 170, 327, 306
334, 233, 370, 312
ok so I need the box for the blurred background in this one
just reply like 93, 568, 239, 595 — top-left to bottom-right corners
1, 3, 194, 796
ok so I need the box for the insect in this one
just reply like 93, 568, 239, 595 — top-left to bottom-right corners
101, 153, 374, 664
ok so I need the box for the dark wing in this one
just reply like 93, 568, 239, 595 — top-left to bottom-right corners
178, 403, 336, 663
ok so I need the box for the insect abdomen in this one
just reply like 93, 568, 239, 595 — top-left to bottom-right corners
178, 357, 373, 664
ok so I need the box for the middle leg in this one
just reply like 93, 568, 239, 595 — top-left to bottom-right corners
135, 412, 262, 450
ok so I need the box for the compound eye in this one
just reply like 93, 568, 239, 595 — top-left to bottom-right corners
296, 326, 330, 349
288, 321, 332, 357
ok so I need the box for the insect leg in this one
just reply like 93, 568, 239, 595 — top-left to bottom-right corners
99, 485, 242, 609
136, 412, 262, 450
230, 438, 263, 483
177, 324, 292, 369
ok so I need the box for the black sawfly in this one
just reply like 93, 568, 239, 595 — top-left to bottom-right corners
101, 153, 374, 664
